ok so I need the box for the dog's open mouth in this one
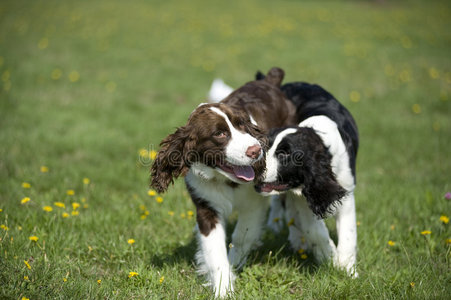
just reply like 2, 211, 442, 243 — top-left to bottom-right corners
218, 163, 255, 182
255, 182, 290, 193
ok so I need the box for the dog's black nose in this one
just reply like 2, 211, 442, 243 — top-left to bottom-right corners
254, 184, 262, 193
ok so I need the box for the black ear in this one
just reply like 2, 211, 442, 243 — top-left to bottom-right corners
300, 130, 347, 218
255, 71, 265, 80
150, 127, 195, 193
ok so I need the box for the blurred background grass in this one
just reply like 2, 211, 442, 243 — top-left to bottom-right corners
0, 0, 450, 299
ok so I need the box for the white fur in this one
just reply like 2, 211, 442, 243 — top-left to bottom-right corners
249, 115, 258, 126
263, 128, 297, 185
210, 107, 262, 166
208, 79, 234, 103
195, 221, 235, 297
264, 115, 358, 277
186, 165, 270, 297
266, 196, 285, 233
285, 192, 337, 263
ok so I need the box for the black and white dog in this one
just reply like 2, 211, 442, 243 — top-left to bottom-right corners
255, 81, 359, 277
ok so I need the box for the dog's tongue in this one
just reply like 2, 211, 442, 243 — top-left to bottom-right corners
232, 165, 255, 182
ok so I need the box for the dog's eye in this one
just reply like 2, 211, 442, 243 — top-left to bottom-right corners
213, 131, 227, 138
237, 120, 245, 129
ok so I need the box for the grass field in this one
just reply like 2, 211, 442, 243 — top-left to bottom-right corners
1, 0, 450, 299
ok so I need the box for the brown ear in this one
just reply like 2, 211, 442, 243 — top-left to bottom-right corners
150, 127, 194, 193
264, 67, 285, 87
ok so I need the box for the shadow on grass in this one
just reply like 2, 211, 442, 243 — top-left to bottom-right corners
149, 221, 330, 276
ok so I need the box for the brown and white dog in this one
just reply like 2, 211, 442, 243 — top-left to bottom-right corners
151, 67, 295, 297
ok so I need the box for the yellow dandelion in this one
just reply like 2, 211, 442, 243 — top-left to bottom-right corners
446, 239, 451, 245
24, 276, 29, 280
390, 225, 395, 230
399, 70, 411, 82
168, 211, 174, 216
22, 297, 29, 300
287, 218, 295, 226
180, 213, 186, 218
159, 276, 165, 284
43, 206, 53, 212
433, 121, 440, 132
147, 189, 157, 197
384, 64, 396, 76
71, 210, 79, 216
400, 36, 412, 49
38, 37, 48, 49
51, 68, 62, 80
63, 277, 67, 282
68, 71, 80, 82
24, 260, 31, 270
54, 202, 65, 208
127, 239, 135, 245
105, 81, 116, 93
388, 240, 395, 246
81, 197, 87, 203
67, 189, 75, 196
128, 271, 138, 278
144, 210, 149, 216
350, 91, 361, 103
22, 182, 31, 188
139, 204, 146, 211
421, 230, 431, 235
83, 178, 90, 185
40, 166, 49, 173
410, 282, 415, 288
83, 204, 88, 209
356, 221, 361, 226
187, 210, 194, 217
273, 217, 280, 223
4, 80, 11, 92
1, 224, 9, 231
72, 202, 80, 210
1, 70, 10, 82
149, 150, 157, 160
156, 196, 163, 203
18, 226, 22, 230
412, 104, 421, 114
429, 67, 439, 79
29, 236, 38, 242
298, 248, 305, 254
21, 197, 31, 204
300, 254, 308, 259
439, 215, 449, 224
62, 212, 69, 218
139, 149, 149, 158
140, 215, 146, 220
97, 279, 101, 284
0, 209, 2, 212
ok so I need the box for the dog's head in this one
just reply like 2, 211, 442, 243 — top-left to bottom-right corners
255, 127, 347, 218
150, 101, 268, 193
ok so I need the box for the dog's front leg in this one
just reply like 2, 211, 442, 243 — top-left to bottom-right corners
334, 192, 358, 277
195, 208, 234, 298
228, 194, 269, 269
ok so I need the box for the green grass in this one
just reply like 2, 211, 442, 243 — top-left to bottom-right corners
1, 0, 450, 299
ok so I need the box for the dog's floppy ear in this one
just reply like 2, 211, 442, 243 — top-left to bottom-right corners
150, 126, 195, 193
264, 67, 285, 87
299, 129, 347, 218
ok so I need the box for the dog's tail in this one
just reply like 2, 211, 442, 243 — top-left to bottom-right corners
207, 78, 234, 103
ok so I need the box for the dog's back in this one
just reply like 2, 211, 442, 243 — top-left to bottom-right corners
282, 82, 359, 177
